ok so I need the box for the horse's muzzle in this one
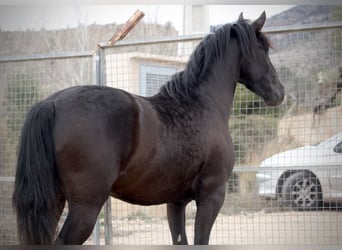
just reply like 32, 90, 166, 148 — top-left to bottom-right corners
264, 82, 284, 106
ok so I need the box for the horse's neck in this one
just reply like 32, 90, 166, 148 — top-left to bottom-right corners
199, 45, 241, 121
150, 39, 241, 123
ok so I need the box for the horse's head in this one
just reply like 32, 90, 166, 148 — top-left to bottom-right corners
238, 12, 284, 106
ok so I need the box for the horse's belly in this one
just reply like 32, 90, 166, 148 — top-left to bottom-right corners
110, 171, 195, 205
110, 188, 192, 206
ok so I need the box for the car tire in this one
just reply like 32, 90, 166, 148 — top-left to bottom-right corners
282, 171, 322, 211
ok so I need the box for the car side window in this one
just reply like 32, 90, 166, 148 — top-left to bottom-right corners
333, 141, 342, 153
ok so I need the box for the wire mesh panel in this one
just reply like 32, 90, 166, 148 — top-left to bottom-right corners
0, 23, 341, 245
93, 23, 342, 245
0, 53, 94, 244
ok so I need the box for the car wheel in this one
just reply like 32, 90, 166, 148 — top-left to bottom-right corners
282, 172, 322, 210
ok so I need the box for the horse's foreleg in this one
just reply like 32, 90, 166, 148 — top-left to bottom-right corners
194, 185, 225, 245
167, 201, 189, 245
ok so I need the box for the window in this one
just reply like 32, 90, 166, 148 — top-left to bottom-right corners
140, 65, 177, 97
333, 141, 342, 153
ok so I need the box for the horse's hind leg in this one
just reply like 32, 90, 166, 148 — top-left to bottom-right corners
54, 193, 66, 241
167, 201, 189, 245
54, 167, 114, 244
55, 200, 106, 244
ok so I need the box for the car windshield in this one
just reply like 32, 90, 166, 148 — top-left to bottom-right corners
311, 134, 342, 147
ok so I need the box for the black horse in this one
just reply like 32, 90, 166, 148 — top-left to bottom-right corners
12, 12, 284, 245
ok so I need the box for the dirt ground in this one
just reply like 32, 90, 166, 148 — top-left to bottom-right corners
84, 201, 342, 245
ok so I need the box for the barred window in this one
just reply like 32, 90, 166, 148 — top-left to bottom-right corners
140, 65, 176, 96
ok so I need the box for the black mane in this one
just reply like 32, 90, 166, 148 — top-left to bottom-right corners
156, 18, 270, 102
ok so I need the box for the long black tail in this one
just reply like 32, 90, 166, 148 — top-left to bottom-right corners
12, 101, 59, 244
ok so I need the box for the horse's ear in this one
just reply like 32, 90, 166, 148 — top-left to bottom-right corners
238, 12, 244, 21
252, 11, 266, 31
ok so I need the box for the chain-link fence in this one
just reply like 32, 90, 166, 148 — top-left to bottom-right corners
0, 22, 341, 245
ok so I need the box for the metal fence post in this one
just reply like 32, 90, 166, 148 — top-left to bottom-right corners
104, 198, 113, 245
92, 217, 100, 245
98, 47, 107, 86
93, 47, 106, 86
100, 45, 113, 244
91, 49, 101, 245
93, 50, 100, 86
93, 46, 113, 245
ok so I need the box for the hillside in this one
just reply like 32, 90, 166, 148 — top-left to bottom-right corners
265, 5, 334, 27
263, 5, 342, 108
1, 5, 342, 57
1, 5, 341, 108
0, 21, 178, 56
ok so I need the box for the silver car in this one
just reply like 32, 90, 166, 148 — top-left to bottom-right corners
256, 133, 342, 210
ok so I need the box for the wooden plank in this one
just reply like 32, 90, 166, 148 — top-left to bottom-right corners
107, 9, 145, 46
